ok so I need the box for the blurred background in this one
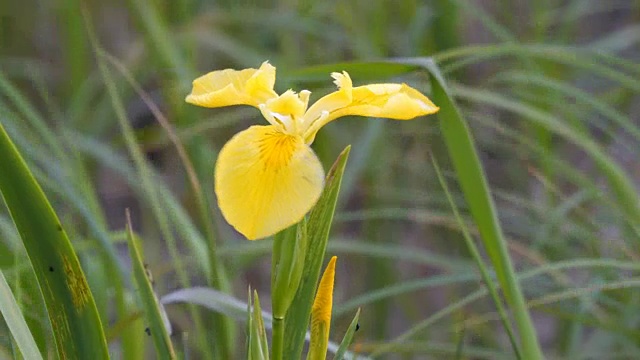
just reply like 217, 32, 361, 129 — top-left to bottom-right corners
1, 0, 639, 358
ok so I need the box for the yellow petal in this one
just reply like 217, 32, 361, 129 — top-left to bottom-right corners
303, 72, 353, 130
308, 256, 337, 360
185, 61, 278, 108
303, 72, 439, 143
340, 83, 439, 119
312, 256, 337, 328
214, 125, 324, 240
265, 90, 309, 119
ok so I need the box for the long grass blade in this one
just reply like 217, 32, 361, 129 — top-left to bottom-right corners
0, 271, 43, 360
417, 58, 544, 359
161, 286, 370, 359
0, 121, 109, 359
125, 210, 176, 359
332, 308, 361, 360
450, 83, 640, 233
431, 154, 521, 358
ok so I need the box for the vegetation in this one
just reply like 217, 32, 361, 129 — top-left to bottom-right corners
1, 0, 639, 358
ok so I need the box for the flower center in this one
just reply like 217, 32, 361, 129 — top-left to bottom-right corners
259, 90, 311, 135
257, 130, 300, 172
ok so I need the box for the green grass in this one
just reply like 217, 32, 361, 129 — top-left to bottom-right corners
1, 0, 639, 358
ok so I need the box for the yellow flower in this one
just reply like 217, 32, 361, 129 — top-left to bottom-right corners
186, 62, 439, 240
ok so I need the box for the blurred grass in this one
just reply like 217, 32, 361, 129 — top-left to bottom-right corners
1, 0, 639, 358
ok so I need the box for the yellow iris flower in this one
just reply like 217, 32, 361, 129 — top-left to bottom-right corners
186, 62, 439, 240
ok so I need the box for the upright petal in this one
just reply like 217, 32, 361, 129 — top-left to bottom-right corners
262, 90, 310, 133
185, 61, 278, 108
265, 90, 308, 119
303, 72, 353, 130
303, 73, 439, 143
215, 125, 325, 240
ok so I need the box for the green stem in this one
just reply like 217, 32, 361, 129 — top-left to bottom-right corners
272, 316, 285, 360
502, 249, 544, 359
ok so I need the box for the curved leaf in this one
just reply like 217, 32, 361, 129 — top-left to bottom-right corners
0, 122, 109, 359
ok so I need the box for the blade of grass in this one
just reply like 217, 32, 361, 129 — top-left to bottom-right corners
492, 70, 640, 144
431, 154, 521, 358
0, 271, 43, 360
332, 308, 361, 360
2, 49, 132, 359
0, 72, 64, 158
161, 286, 370, 359
335, 273, 479, 317
359, 340, 511, 359
248, 291, 270, 360
97, 52, 220, 271
246, 288, 252, 358
0, 121, 109, 359
417, 58, 544, 359
67, 131, 213, 275
451, 83, 640, 235
83, 9, 222, 358
107, 0, 234, 353
124, 0, 190, 84
125, 209, 176, 360
373, 258, 640, 356
57, 0, 89, 101
435, 44, 640, 93
0, 107, 127, 280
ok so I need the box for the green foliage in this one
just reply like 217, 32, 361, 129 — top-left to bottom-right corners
333, 308, 361, 360
425, 59, 542, 358
125, 210, 176, 359
0, 122, 109, 359
0, 271, 42, 360
283, 147, 350, 359
247, 290, 270, 360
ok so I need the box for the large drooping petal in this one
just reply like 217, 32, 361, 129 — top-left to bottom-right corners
303, 72, 439, 143
214, 125, 325, 240
185, 61, 278, 108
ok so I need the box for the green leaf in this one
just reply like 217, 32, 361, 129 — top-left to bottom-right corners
248, 290, 270, 360
125, 210, 176, 360
161, 287, 371, 359
0, 121, 109, 359
449, 83, 640, 234
0, 271, 43, 360
431, 154, 521, 358
246, 288, 252, 358
332, 308, 361, 360
283, 146, 351, 360
271, 220, 307, 360
419, 58, 544, 359
271, 220, 308, 319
